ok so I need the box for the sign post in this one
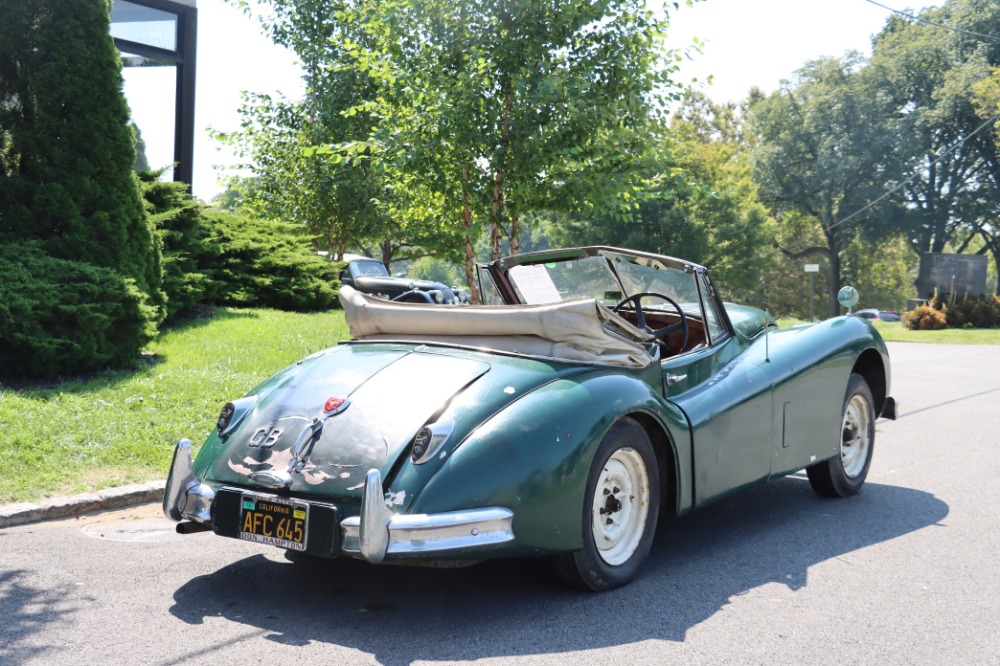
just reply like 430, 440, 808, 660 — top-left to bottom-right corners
804, 264, 820, 320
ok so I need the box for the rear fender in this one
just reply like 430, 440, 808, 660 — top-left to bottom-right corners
408, 372, 691, 554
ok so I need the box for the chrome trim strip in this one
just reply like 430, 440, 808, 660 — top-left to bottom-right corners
341, 469, 514, 560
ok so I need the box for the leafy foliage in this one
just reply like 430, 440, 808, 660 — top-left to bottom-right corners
869, 0, 1000, 289
750, 54, 901, 317
406, 256, 462, 287
936, 293, 1000, 328
0, 0, 165, 321
0, 242, 157, 378
552, 93, 775, 304
202, 210, 343, 311
140, 173, 219, 319
218, 0, 397, 261
227, 0, 686, 299
841, 235, 917, 312
902, 305, 948, 330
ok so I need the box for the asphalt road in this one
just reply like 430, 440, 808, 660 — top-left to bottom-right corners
2, 341, 998, 666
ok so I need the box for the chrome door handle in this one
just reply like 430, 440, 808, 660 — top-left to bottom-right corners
665, 373, 687, 386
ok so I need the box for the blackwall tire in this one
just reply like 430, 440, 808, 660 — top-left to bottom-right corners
807, 373, 876, 498
555, 417, 660, 592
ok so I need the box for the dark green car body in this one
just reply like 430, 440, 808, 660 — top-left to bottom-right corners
165, 246, 895, 588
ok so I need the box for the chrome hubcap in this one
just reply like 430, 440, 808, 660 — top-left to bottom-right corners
591, 447, 650, 566
841, 393, 872, 478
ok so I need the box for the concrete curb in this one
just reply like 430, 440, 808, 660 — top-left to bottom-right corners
0, 480, 166, 529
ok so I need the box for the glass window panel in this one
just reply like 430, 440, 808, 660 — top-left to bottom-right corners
120, 54, 176, 175
111, 1, 178, 52
698, 273, 729, 343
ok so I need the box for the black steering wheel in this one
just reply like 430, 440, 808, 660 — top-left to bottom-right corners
613, 292, 689, 354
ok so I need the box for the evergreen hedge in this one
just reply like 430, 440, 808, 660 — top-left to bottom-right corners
0, 0, 165, 378
140, 175, 343, 316
0, 0, 164, 313
0, 242, 157, 378
202, 210, 342, 312
140, 174, 219, 319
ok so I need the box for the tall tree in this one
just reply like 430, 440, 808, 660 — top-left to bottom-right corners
220, 0, 398, 261
868, 0, 1000, 290
971, 66, 1000, 289
339, 0, 682, 299
750, 54, 900, 317
552, 92, 775, 304
0, 0, 164, 324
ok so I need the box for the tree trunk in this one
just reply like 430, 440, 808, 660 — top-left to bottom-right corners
825, 231, 842, 318
490, 89, 513, 261
462, 164, 481, 304
379, 239, 393, 271
490, 221, 503, 262
491, 171, 504, 261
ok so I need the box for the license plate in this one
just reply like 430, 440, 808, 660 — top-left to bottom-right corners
239, 493, 308, 551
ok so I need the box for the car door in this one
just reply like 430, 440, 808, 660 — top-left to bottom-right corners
662, 272, 774, 507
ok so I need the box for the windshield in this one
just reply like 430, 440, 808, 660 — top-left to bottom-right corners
508, 251, 702, 315
350, 260, 389, 278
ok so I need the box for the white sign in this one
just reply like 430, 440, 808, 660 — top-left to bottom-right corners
804, 264, 820, 273
508, 264, 562, 304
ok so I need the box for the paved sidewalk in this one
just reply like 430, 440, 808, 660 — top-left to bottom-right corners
0, 480, 165, 528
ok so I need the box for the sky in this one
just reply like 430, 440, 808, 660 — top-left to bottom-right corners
122, 0, 940, 202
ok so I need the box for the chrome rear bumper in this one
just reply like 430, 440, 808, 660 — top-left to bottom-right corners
163, 441, 515, 562
340, 469, 514, 563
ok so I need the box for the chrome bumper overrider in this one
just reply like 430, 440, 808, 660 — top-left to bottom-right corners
340, 469, 515, 564
163, 441, 515, 563
163, 439, 216, 524
882, 396, 899, 420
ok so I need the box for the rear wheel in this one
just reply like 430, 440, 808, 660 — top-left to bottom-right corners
807, 373, 875, 497
556, 417, 660, 591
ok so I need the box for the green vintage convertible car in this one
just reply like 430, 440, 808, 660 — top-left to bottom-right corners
164, 246, 897, 591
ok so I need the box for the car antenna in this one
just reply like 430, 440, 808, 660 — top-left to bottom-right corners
764, 308, 771, 363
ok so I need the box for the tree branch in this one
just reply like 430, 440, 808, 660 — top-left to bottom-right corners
773, 240, 831, 261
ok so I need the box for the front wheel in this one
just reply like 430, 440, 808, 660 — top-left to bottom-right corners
555, 417, 660, 591
807, 373, 876, 497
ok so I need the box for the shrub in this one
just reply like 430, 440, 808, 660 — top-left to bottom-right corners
902, 305, 948, 330
0, 0, 165, 324
138, 177, 342, 316
940, 294, 1000, 329
0, 242, 156, 378
202, 211, 342, 311
140, 174, 220, 319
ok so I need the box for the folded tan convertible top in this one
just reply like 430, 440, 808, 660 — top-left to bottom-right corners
339, 285, 653, 368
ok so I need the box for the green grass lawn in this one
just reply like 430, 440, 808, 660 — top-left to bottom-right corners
777, 317, 1000, 344
868, 320, 1000, 344
2, 307, 997, 505
0, 307, 349, 504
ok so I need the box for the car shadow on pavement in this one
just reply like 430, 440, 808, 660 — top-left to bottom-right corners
168, 476, 948, 665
